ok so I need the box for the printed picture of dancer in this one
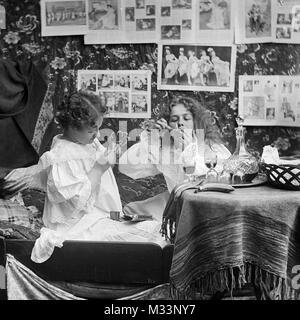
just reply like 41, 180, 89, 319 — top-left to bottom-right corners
159, 44, 235, 92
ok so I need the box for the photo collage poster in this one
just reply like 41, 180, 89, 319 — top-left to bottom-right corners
41, 0, 236, 44
158, 43, 236, 92
272, 0, 300, 43
239, 75, 300, 127
235, 0, 300, 44
77, 70, 152, 118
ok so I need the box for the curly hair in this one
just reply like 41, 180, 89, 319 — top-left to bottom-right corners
161, 94, 222, 145
55, 90, 107, 130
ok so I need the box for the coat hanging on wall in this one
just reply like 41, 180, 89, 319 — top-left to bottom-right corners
0, 59, 47, 168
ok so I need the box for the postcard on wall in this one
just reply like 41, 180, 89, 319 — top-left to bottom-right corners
272, 0, 300, 43
84, 0, 123, 44
239, 75, 300, 127
77, 70, 152, 118
196, 0, 236, 43
158, 43, 236, 92
40, 0, 88, 36
235, 0, 273, 44
122, 0, 159, 43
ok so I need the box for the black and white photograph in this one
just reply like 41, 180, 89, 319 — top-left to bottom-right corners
3, 0, 300, 303
132, 74, 148, 91
41, 0, 88, 36
88, 0, 119, 30
136, 18, 155, 31
182, 19, 192, 30
243, 80, 253, 92
131, 94, 148, 113
276, 26, 292, 39
161, 25, 181, 40
199, 0, 231, 30
115, 74, 131, 89
235, 0, 273, 44
114, 92, 130, 113
78, 70, 151, 118
135, 0, 145, 9
277, 13, 292, 25
79, 73, 97, 91
172, 0, 192, 10
161, 6, 171, 16
97, 73, 114, 89
146, 5, 155, 16
158, 43, 236, 92
125, 7, 135, 22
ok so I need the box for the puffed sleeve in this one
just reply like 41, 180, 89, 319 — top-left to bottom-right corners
47, 159, 92, 212
118, 131, 161, 180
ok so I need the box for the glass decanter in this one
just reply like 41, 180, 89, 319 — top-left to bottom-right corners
223, 116, 259, 184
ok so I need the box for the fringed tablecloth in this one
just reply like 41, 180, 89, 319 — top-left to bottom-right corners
161, 185, 300, 300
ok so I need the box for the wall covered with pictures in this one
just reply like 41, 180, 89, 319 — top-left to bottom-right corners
0, 0, 300, 161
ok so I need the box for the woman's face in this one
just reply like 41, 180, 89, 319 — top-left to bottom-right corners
68, 116, 103, 145
169, 103, 194, 130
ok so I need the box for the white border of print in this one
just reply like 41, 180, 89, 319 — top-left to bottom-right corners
41, 0, 88, 36
77, 70, 152, 119
157, 43, 236, 93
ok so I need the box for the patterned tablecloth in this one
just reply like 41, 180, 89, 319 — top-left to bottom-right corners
163, 185, 300, 300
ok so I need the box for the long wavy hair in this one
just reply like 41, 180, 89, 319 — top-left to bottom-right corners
161, 94, 222, 145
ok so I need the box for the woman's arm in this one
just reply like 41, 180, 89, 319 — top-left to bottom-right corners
119, 132, 161, 180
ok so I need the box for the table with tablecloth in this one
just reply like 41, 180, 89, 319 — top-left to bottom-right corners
162, 185, 300, 300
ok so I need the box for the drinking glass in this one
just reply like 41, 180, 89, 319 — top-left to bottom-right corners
182, 158, 196, 182
204, 146, 219, 183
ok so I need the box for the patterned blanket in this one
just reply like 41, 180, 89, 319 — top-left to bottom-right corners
162, 185, 300, 300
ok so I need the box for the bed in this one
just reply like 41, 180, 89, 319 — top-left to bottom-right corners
0, 171, 174, 300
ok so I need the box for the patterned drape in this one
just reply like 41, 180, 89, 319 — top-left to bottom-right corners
0, 0, 299, 158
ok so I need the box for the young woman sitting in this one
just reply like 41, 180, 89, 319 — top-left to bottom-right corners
119, 95, 231, 219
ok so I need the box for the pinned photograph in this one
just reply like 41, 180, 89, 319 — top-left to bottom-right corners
276, 26, 292, 39
245, 0, 272, 38
136, 0, 145, 9
277, 13, 292, 25
98, 73, 114, 89
182, 19, 192, 30
280, 97, 296, 122
100, 92, 115, 113
132, 74, 148, 91
243, 80, 253, 92
161, 25, 181, 40
125, 7, 135, 22
158, 43, 236, 92
136, 18, 155, 31
114, 92, 130, 113
172, 0, 192, 10
266, 107, 275, 120
243, 96, 265, 119
199, 0, 231, 30
146, 5, 155, 16
88, 0, 119, 30
161, 6, 171, 16
115, 74, 130, 89
132, 95, 148, 113
78, 70, 151, 118
79, 74, 97, 91
41, 0, 88, 36
239, 75, 300, 127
